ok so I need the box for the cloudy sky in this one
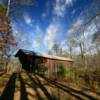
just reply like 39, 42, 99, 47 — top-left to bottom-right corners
1, 0, 99, 54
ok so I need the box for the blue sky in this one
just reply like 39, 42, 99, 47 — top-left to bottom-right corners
1, 0, 97, 54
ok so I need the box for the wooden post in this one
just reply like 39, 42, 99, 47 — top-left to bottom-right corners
48, 59, 50, 78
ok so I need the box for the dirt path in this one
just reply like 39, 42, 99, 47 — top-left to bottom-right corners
0, 72, 100, 100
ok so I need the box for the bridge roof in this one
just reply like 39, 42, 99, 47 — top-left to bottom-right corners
15, 49, 73, 62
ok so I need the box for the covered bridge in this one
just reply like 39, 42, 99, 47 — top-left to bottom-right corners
15, 49, 73, 78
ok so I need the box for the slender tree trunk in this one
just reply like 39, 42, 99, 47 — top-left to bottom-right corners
79, 43, 85, 67
69, 47, 72, 58
96, 44, 99, 57
6, 0, 11, 17
96, 44, 100, 68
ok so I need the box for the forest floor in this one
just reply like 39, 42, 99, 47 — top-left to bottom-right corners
0, 71, 100, 100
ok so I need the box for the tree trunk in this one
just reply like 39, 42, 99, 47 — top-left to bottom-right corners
96, 44, 100, 68
96, 44, 99, 57
79, 43, 85, 67
69, 47, 72, 58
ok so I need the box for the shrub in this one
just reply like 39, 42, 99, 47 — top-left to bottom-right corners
58, 64, 66, 79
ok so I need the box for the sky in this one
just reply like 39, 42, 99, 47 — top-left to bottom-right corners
1, 0, 99, 54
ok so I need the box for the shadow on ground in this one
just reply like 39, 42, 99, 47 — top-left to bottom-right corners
37, 74, 100, 100
19, 74, 28, 100
0, 72, 100, 100
0, 73, 17, 100
27, 73, 57, 100
0, 72, 5, 77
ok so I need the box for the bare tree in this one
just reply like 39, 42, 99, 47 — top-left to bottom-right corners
66, 0, 100, 68
0, 4, 16, 54
6, 0, 34, 17
92, 32, 100, 56
52, 43, 59, 56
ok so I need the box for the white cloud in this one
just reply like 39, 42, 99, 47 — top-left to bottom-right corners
67, 17, 84, 35
54, 0, 75, 17
32, 40, 39, 48
35, 25, 42, 33
67, 28, 74, 34
60, 40, 69, 51
65, 0, 74, 5
60, 40, 67, 46
73, 18, 83, 28
77, 21, 97, 43
42, 13, 47, 18
44, 23, 59, 50
85, 22, 97, 38
23, 13, 32, 25
71, 9, 76, 15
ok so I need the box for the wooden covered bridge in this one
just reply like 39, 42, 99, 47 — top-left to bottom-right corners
15, 49, 73, 78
